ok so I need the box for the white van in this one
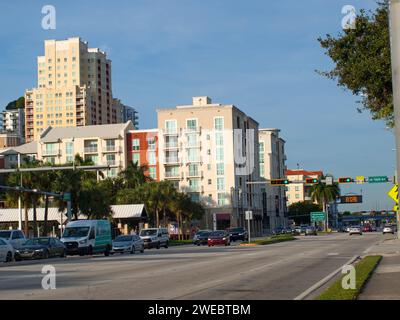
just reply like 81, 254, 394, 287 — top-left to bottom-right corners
60, 220, 112, 256
139, 228, 169, 249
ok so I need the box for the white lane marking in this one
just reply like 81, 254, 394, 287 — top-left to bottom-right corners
327, 253, 339, 256
294, 255, 359, 300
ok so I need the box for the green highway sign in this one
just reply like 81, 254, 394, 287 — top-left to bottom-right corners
310, 212, 326, 222
368, 176, 389, 183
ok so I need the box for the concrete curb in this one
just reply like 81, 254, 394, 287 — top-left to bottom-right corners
293, 255, 360, 300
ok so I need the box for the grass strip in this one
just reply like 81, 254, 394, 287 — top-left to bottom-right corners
316, 255, 382, 300
250, 234, 296, 245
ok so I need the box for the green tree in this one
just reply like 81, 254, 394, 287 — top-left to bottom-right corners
5, 96, 25, 110
78, 179, 112, 220
310, 176, 341, 230
317, 1, 393, 126
118, 161, 150, 189
288, 201, 323, 225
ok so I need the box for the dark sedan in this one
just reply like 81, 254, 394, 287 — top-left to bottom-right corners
193, 230, 212, 246
227, 227, 248, 241
15, 237, 66, 261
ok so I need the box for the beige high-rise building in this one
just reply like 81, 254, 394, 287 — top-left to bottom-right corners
259, 129, 288, 232
25, 37, 119, 142
157, 97, 263, 236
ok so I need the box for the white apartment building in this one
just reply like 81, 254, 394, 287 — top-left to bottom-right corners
1, 108, 25, 143
259, 129, 288, 232
157, 96, 263, 236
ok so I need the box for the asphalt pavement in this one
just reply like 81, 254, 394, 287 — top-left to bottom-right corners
0, 232, 389, 300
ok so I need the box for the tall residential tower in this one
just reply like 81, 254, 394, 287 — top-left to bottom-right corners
25, 37, 119, 142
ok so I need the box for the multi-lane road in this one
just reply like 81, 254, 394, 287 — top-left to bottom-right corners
0, 233, 392, 300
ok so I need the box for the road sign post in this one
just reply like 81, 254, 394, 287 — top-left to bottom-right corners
245, 211, 253, 243
389, 0, 400, 239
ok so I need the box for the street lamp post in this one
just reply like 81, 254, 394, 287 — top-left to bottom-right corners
389, 0, 400, 239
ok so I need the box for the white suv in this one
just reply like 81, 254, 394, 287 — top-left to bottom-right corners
139, 228, 169, 249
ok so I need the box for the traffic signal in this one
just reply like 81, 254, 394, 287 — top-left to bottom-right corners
338, 177, 353, 184
305, 178, 319, 184
270, 179, 289, 186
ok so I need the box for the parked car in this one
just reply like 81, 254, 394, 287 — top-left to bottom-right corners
139, 228, 169, 249
61, 220, 112, 256
0, 229, 26, 249
383, 226, 395, 235
208, 230, 230, 247
193, 230, 212, 246
349, 227, 362, 235
272, 227, 286, 235
0, 238, 14, 262
371, 225, 377, 232
227, 227, 248, 241
15, 237, 66, 261
305, 226, 317, 236
111, 235, 144, 254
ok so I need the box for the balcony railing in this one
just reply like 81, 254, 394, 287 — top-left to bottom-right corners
43, 150, 60, 157
185, 126, 201, 134
164, 157, 179, 164
84, 146, 98, 153
187, 156, 202, 163
104, 145, 116, 152
187, 170, 203, 178
186, 141, 201, 148
107, 160, 116, 166
164, 142, 178, 149
165, 172, 180, 179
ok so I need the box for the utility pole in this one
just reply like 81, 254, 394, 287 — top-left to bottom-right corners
389, 0, 400, 239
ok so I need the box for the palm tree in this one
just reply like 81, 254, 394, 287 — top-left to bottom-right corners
118, 161, 150, 189
310, 175, 340, 230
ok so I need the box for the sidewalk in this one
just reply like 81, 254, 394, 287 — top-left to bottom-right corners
358, 238, 400, 300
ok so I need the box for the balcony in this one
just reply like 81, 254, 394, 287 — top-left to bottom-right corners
187, 170, 203, 178
165, 172, 180, 179
106, 160, 116, 166
185, 141, 201, 149
43, 150, 61, 157
103, 145, 116, 152
164, 141, 178, 149
184, 127, 201, 134
186, 156, 202, 163
84, 146, 98, 153
164, 157, 180, 165
163, 130, 179, 136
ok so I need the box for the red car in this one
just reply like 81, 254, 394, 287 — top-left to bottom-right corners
362, 225, 372, 232
208, 230, 230, 247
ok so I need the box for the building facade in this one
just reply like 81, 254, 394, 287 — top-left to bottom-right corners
1, 108, 25, 143
157, 96, 263, 236
285, 169, 323, 205
25, 37, 121, 142
259, 129, 288, 232
114, 99, 139, 129
126, 129, 159, 181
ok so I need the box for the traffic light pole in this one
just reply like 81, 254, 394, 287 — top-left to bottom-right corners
389, 0, 400, 239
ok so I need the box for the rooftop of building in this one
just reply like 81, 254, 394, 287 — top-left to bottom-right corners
157, 96, 259, 125
286, 169, 324, 177
39, 121, 134, 143
0, 141, 38, 155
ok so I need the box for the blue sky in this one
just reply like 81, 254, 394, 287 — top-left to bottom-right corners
0, 0, 395, 211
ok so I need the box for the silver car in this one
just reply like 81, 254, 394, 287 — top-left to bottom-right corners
111, 235, 144, 254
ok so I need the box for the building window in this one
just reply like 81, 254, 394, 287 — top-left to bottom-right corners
186, 119, 197, 132
217, 178, 225, 191
215, 132, 224, 146
149, 167, 157, 180
165, 120, 177, 134
208, 179, 212, 185
216, 148, 224, 162
132, 138, 140, 151
45, 143, 57, 155
214, 117, 224, 131
295, 186, 300, 192
148, 151, 156, 165
65, 142, 73, 162
189, 164, 198, 177
147, 137, 156, 150
188, 178, 200, 192
85, 155, 98, 165
132, 153, 140, 165
295, 194, 300, 199
106, 154, 115, 166
190, 193, 200, 203
105, 139, 116, 152
216, 163, 224, 176
217, 193, 226, 206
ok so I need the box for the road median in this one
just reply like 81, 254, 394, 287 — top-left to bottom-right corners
316, 255, 382, 300
241, 234, 296, 246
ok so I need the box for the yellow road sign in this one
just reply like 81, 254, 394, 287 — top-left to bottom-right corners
394, 205, 399, 211
388, 184, 398, 204
356, 176, 365, 184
